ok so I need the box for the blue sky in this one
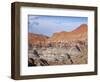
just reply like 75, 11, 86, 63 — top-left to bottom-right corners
28, 15, 88, 36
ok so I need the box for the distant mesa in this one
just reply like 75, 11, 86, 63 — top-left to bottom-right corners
28, 33, 49, 44
72, 24, 87, 33
28, 24, 88, 44
48, 24, 88, 42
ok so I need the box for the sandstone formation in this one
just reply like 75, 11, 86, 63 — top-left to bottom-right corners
28, 24, 88, 66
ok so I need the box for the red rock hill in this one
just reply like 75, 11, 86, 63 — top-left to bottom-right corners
48, 24, 88, 42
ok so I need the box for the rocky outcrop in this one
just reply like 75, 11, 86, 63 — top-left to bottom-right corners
48, 24, 87, 42
28, 33, 49, 49
28, 24, 88, 66
28, 32, 49, 44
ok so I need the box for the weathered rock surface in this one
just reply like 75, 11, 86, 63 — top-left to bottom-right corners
28, 24, 88, 66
